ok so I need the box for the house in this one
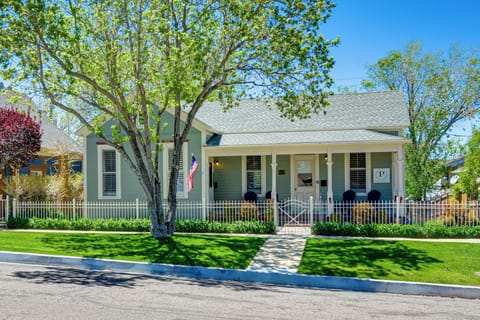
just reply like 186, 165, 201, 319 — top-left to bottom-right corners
79, 91, 409, 204
0, 89, 82, 193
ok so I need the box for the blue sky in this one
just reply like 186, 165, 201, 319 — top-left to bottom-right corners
323, 0, 480, 89
322, 0, 480, 139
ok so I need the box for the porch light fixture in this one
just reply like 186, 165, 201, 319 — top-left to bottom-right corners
214, 159, 220, 166
324, 154, 328, 161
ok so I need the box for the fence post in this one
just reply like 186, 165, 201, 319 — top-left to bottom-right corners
202, 197, 207, 220
309, 196, 314, 226
135, 198, 139, 219
72, 198, 76, 220
273, 199, 278, 227
5, 195, 10, 222
12, 198, 16, 218
396, 196, 400, 224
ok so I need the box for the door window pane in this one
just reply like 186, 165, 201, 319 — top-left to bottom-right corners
297, 160, 313, 187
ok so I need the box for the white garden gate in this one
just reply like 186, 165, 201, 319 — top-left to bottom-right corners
276, 198, 314, 235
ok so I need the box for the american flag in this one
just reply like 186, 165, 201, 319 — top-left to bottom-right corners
187, 155, 198, 192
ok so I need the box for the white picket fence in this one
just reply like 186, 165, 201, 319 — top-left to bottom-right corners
1, 196, 479, 227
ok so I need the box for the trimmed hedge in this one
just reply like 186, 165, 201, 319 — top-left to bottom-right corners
6, 217, 276, 234
312, 222, 480, 238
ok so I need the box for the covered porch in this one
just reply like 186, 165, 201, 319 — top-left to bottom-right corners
201, 143, 406, 206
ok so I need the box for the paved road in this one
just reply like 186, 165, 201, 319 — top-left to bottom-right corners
0, 262, 478, 320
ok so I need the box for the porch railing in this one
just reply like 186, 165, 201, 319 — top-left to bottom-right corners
1, 196, 479, 227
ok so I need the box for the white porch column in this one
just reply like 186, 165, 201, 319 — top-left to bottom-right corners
327, 150, 333, 214
392, 152, 398, 200
271, 152, 278, 226
397, 146, 405, 201
201, 150, 208, 220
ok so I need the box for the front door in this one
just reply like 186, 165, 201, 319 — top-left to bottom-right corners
293, 155, 316, 199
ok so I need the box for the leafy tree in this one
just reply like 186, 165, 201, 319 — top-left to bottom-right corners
454, 129, 480, 200
363, 42, 480, 200
0, 0, 338, 237
0, 108, 42, 172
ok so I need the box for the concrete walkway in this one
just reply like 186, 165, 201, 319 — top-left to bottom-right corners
247, 235, 307, 273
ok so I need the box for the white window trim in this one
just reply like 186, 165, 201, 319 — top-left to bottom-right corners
242, 155, 266, 197
344, 152, 371, 197
163, 142, 189, 199
97, 145, 121, 200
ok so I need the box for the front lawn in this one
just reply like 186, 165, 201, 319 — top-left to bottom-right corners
0, 231, 265, 269
298, 238, 480, 286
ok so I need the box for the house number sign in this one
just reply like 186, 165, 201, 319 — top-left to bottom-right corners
373, 168, 390, 183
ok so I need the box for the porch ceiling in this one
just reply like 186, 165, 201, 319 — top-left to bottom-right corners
207, 129, 408, 147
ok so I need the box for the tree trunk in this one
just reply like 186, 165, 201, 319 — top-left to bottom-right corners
149, 192, 169, 239
166, 191, 177, 235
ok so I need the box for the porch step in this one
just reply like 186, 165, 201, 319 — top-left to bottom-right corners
277, 226, 311, 235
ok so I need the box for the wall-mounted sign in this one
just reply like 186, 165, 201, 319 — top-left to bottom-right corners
373, 168, 390, 183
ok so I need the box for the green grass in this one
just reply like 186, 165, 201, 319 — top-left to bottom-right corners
0, 231, 266, 269
298, 238, 480, 286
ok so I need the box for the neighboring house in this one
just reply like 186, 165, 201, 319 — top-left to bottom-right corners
427, 157, 465, 201
0, 90, 82, 192
79, 91, 410, 203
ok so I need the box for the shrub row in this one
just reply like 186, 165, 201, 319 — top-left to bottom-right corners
7, 217, 151, 232
176, 219, 276, 234
6, 217, 276, 234
312, 222, 480, 238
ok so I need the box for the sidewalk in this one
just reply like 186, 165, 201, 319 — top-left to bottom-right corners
247, 235, 307, 273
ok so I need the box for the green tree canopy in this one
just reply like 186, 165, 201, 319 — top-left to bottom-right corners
454, 129, 480, 200
363, 42, 480, 200
0, 0, 338, 237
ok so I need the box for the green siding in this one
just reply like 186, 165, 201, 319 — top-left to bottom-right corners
85, 114, 204, 202
213, 156, 242, 201
265, 155, 291, 200
370, 152, 393, 201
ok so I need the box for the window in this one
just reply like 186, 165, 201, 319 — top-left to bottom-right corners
246, 155, 262, 195
349, 153, 366, 193
98, 146, 120, 199
163, 144, 188, 199
169, 148, 184, 197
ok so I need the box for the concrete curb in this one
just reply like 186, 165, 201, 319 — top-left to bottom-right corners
1, 251, 480, 299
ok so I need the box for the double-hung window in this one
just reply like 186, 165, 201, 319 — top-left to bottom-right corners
163, 143, 188, 199
98, 145, 120, 199
349, 152, 366, 193
246, 155, 262, 195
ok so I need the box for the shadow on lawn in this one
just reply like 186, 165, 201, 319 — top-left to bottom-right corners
39, 233, 265, 269
300, 239, 442, 278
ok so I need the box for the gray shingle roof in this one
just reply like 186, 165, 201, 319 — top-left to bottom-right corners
196, 91, 409, 133
208, 130, 408, 147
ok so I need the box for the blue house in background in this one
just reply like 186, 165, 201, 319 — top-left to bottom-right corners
0, 90, 82, 191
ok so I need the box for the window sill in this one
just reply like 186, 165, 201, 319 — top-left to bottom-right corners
99, 195, 121, 200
